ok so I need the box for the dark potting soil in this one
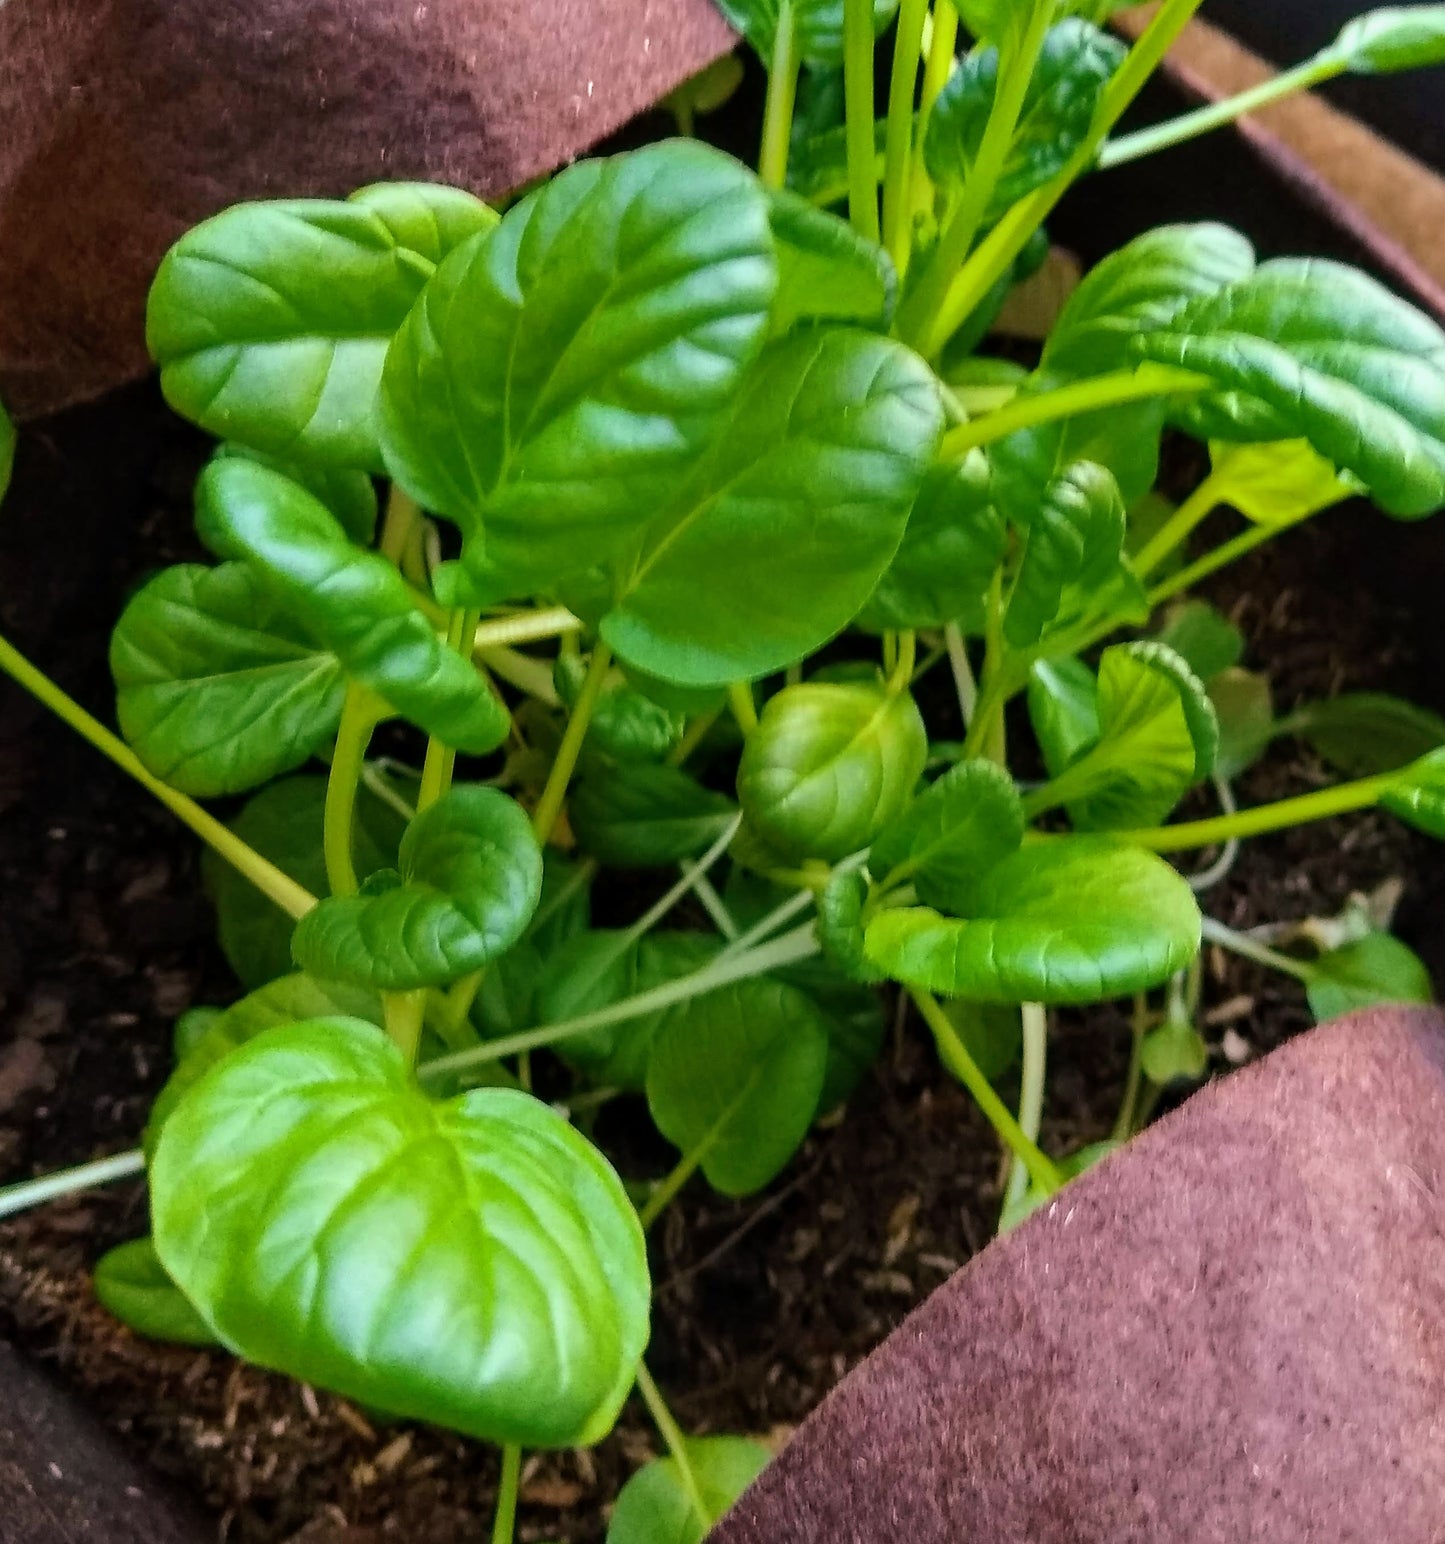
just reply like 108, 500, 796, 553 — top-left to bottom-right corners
0, 381, 1438, 1544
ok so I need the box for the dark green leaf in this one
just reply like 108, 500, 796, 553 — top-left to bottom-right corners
111, 562, 345, 797
787, 116, 889, 207
925, 20, 1125, 218
147, 187, 495, 467
196, 457, 509, 753
607, 1435, 772, 1544
1305, 932, 1435, 1021
556, 655, 685, 764
599, 329, 943, 686
151, 1020, 650, 1446
856, 451, 1005, 633
1133, 259, 1445, 518
202, 775, 406, 990
293, 786, 543, 989
569, 764, 738, 868
936, 999, 1023, 1083
93, 1238, 219, 1348
1336, 6, 1445, 72
1042, 223, 1256, 377
870, 760, 1025, 911
379, 142, 777, 597
646, 979, 830, 1195
1286, 693, 1445, 777
1027, 657, 1099, 778
817, 870, 887, 985
717, 0, 898, 68
864, 839, 1201, 1004
767, 188, 896, 335
738, 681, 928, 861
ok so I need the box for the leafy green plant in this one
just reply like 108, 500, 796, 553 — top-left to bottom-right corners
3, 3, 1445, 1539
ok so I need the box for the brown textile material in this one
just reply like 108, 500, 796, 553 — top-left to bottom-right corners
0, 0, 735, 418
711, 1007, 1445, 1543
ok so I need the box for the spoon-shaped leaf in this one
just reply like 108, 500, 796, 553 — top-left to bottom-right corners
1285, 692, 1445, 777
379, 141, 777, 598
1305, 931, 1435, 1023
607, 1436, 772, 1544
738, 680, 929, 861
196, 457, 509, 753
111, 562, 345, 797
293, 786, 543, 990
151, 1020, 650, 1447
864, 839, 1201, 1004
147, 185, 496, 467
93, 1238, 218, 1348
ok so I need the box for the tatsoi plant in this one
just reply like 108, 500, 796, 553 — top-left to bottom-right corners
3, 1, 1445, 1538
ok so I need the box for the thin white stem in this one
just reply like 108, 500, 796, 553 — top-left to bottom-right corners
0, 1149, 145, 1220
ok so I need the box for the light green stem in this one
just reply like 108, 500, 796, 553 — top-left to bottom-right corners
899, 0, 1053, 345
919, 0, 959, 127
942, 365, 1208, 457
1099, 53, 1345, 170
618, 815, 742, 953
881, 0, 931, 267
0, 1149, 146, 1221
844, 0, 883, 241
1116, 773, 1391, 852
420, 925, 820, 1081
759, 1, 801, 188
944, 623, 978, 726
532, 642, 612, 843
1131, 467, 1226, 580
325, 685, 380, 897
1003, 1002, 1048, 1213
1200, 916, 1314, 981
638, 1114, 727, 1230
635, 1365, 709, 1527
384, 989, 428, 1065
418, 608, 480, 809
490, 1444, 522, 1544
911, 988, 1064, 1192
472, 606, 580, 651
0, 633, 315, 920
728, 681, 760, 736
1112, 993, 1150, 1141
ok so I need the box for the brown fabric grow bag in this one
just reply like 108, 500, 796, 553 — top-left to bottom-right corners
0, 0, 734, 419
710, 1005, 1445, 1543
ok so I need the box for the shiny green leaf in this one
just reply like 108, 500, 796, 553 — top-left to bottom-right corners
93, 1238, 218, 1348
556, 655, 685, 764
569, 764, 738, 868
147, 187, 494, 467
1381, 746, 1445, 836
1027, 656, 1100, 778
599, 330, 943, 686
379, 142, 776, 597
767, 188, 896, 335
646, 979, 830, 1195
293, 786, 543, 989
1305, 932, 1435, 1022
738, 681, 928, 861
1335, 6, 1445, 72
607, 1435, 772, 1544
196, 457, 509, 753
110, 562, 344, 797
209, 442, 379, 546
817, 870, 887, 985
864, 839, 1201, 1004
151, 1020, 650, 1447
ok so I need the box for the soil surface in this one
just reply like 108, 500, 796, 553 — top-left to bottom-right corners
0, 382, 1439, 1544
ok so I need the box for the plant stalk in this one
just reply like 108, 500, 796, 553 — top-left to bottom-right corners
1200, 915, 1314, 981
324, 685, 380, 897
635, 1365, 709, 1528
844, 0, 883, 241
0, 1149, 146, 1221
531, 642, 612, 843
881, 0, 932, 266
1003, 1002, 1049, 1213
759, 1, 802, 188
1130, 466, 1226, 580
490, 1444, 522, 1544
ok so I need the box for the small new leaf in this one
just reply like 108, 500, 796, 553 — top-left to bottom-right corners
1381, 747, 1445, 838
1306, 932, 1435, 1023
94, 1238, 218, 1348
607, 1436, 772, 1544
1335, 6, 1445, 73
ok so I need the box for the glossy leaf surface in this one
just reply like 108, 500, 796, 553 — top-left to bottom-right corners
569, 764, 738, 868
767, 189, 896, 335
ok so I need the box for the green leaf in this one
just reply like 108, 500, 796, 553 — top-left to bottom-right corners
1049, 642, 1219, 830
817, 870, 887, 985
1208, 438, 1360, 526
569, 764, 738, 868
787, 953, 887, 1110
925, 20, 1125, 219
203, 775, 406, 990
1335, 6, 1445, 72
1153, 600, 1244, 680
379, 142, 777, 597
346, 181, 501, 258
856, 451, 1005, 633
93, 1238, 219, 1348
1209, 668, 1276, 781
607, 1436, 772, 1544
555, 656, 685, 764
646, 979, 830, 1195
537, 930, 723, 1089
1305, 932, 1435, 1022
1133, 259, 1445, 518
1004, 460, 1127, 648
870, 760, 1025, 911
147, 187, 495, 467
598, 329, 943, 687
787, 115, 889, 207
717, 0, 898, 68
0, 395, 13, 504
1027, 657, 1100, 777
151, 1020, 650, 1447
936, 999, 1023, 1083
863, 839, 1201, 1004
145, 971, 383, 1152
767, 188, 896, 335
1042, 223, 1257, 377
1381, 746, 1445, 836
110, 562, 345, 797
738, 681, 929, 861
293, 786, 543, 990
196, 457, 509, 753
1140, 1016, 1209, 1084
172, 1006, 224, 1062
209, 443, 379, 546
1285, 693, 1445, 777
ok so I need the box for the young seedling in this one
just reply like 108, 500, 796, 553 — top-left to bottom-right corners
4, 3, 1445, 1539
